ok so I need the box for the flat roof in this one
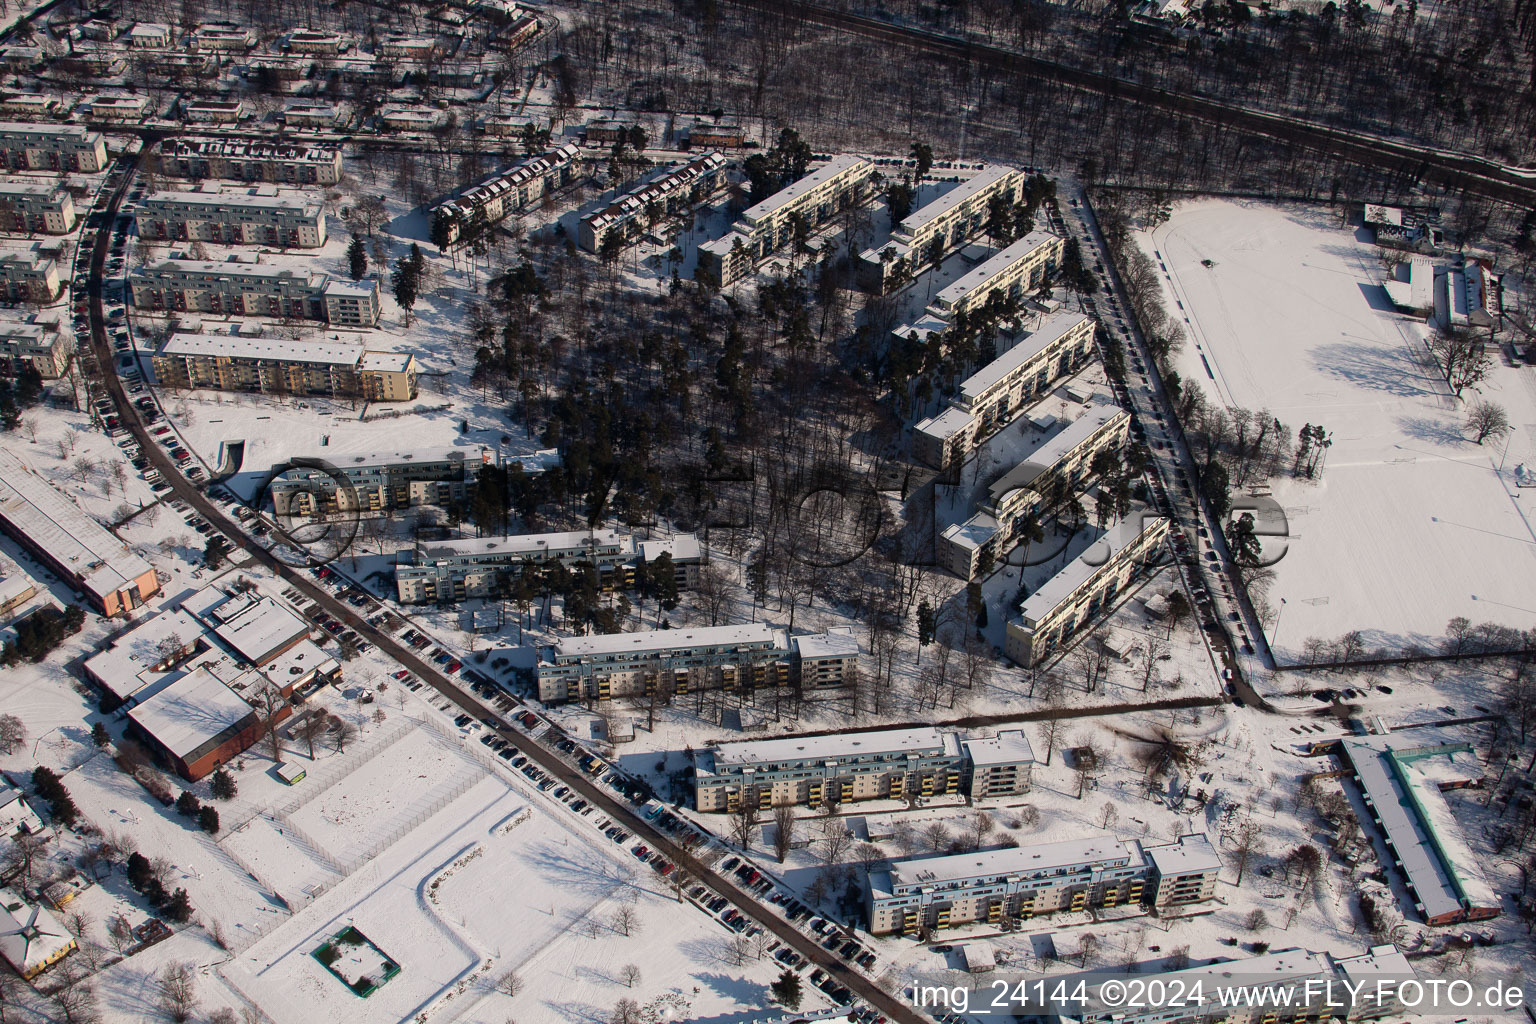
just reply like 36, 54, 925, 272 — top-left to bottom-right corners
0, 120, 99, 141
140, 257, 320, 283
897, 164, 1016, 237
711, 725, 949, 771
157, 333, 363, 366
960, 311, 1091, 404
552, 622, 778, 661
985, 394, 1124, 506
420, 528, 630, 562
279, 446, 484, 474
0, 449, 153, 601
934, 230, 1061, 310
210, 596, 309, 665
791, 629, 860, 661
1018, 514, 1165, 625
940, 515, 998, 552
1145, 833, 1222, 876
141, 188, 319, 213
83, 608, 205, 699
0, 549, 35, 610
638, 534, 702, 564
128, 666, 254, 760
887, 835, 1141, 889
962, 729, 1035, 768
742, 155, 870, 224
358, 350, 413, 373
0, 180, 64, 199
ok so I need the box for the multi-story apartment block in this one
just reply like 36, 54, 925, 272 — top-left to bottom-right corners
377, 106, 443, 132
184, 100, 244, 124
0, 449, 160, 616
286, 29, 347, 55
913, 312, 1096, 470
866, 833, 1218, 935
431, 144, 581, 245
191, 25, 255, 51
269, 446, 496, 516
137, 186, 326, 248
584, 119, 634, 146
1058, 945, 1415, 1024
0, 317, 70, 377
157, 139, 343, 186
860, 164, 1025, 291
395, 528, 689, 604
128, 22, 173, 47
0, 122, 108, 172
152, 333, 418, 402
0, 249, 60, 303
930, 230, 1065, 321
1145, 833, 1224, 908
541, 622, 785, 704
939, 395, 1130, 579
130, 257, 379, 324
701, 156, 876, 286
1004, 513, 1170, 667
0, 182, 75, 235
379, 36, 437, 59
579, 151, 727, 253
962, 730, 1036, 799
684, 122, 746, 149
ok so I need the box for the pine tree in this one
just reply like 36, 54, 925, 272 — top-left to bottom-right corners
91, 721, 110, 748
198, 805, 220, 834
175, 791, 201, 817
127, 852, 153, 890
209, 768, 237, 800
347, 235, 368, 281
917, 599, 936, 648
770, 970, 802, 1010
162, 888, 193, 923
391, 247, 422, 326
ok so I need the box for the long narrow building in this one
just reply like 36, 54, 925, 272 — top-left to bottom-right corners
156, 138, 343, 185
152, 333, 417, 402
859, 164, 1025, 291
0, 182, 76, 235
130, 258, 379, 325
136, 186, 326, 248
431, 144, 581, 245
579, 151, 726, 253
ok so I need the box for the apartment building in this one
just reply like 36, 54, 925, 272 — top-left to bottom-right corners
137, 186, 326, 248
157, 138, 344, 185
377, 106, 443, 132
685, 122, 745, 148
379, 36, 437, 59
282, 101, 338, 127
1058, 945, 1415, 1024
1340, 735, 1499, 925
693, 725, 1020, 813
184, 100, 244, 124
152, 333, 418, 402
0, 249, 60, 303
192, 25, 255, 51
579, 151, 727, 253
0, 122, 108, 172
0, 449, 160, 616
0, 94, 56, 118
1004, 513, 1170, 668
701, 155, 876, 286
1145, 833, 1224, 908
269, 446, 495, 516
395, 528, 694, 604
860, 164, 1025, 291
913, 312, 1096, 470
0, 182, 75, 234
931, 230, 1065, 320
130, 257, 379, 324
89, 95, 149, 121
866, 833, 1218, 935
431, 143, 581, 245
0, 317, 70, 377
584, 119, 634, 145
939, 395, 1130, 579
962, 730, 1036, 799
286, 29, 347, 55
128, 22, 173, 47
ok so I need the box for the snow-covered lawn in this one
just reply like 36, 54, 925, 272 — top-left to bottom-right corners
1135, 200, 1536, 657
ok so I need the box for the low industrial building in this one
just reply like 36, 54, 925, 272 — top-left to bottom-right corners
860, 164, 1026, 291
694, 724, 1035, 813
579, 151, 727, 253
0, 181, 76, 234
701, 155, 876, 286
0, 890, 76, 978
156, 138, 344, 185
0, 449, 159, 616
0, 122, 108, 172
939, 394, 1130, 579
1003, 513, 1170, 668
130, 257, 379, 324
0, 247, 60, 303
539, 621, 860, 705
913, 311, 1096, 470
152, 333, 417, 402
431, 144, 581, 245
0, 316, 70, 377
137, 185, 326, 248
1340, 735, 1499, 925
866, 832, 1219, 935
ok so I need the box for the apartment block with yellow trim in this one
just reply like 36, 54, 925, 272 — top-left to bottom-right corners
859, 163, 1026, 292
270, 446, 501, 517
152, 333, 417, 402
539, 622, 789, 705
866, 833, 1218, 936
1004, 513, 1170, 669
913, 311, 1096, 470
0, 122, 107, 173
939, 393, 1130, 579
700, 155, 875, 286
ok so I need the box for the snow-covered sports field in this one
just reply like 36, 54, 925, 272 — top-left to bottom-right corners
1137, 200, 1536, 658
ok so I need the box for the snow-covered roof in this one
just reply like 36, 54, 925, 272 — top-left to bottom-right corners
710, 726, 951, 771
0, 889, 74, 976
550, 622, 779, 661
887, 835, 1143, 890
962, 729, 1035, 768
933, 229, 1061, 311
209, 595, 309, 665
0, 180, 66, 200
741, 155, 870, 224
128, 666, 255, 760
0, 449, 153, 604
279, 446, 484, 474
959, 311, 1091, 406
1145, 833, 1221, 876
83, 607, 205, 699
0, 549, 35, 611
940, 514, 999, 552
1018, 515, 1166, 626
419, 528, 631, 562
638, 534, 702, 564
357, 350, 412, 372
984, 394, 1124, 509
791, 628, 860, 661
141, 188, 320, 214
895, 163, 1016, 238
158, 333, 363, 366
260, 637, 336, 688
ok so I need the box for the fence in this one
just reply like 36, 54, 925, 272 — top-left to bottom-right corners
271, 716, 416, 819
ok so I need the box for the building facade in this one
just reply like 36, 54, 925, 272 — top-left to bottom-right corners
0, 122, 108, 172
152, 333, 417, 402
860, 164, 1026, 291
579, 151, 727, 252
130, 258, 379, 324
913, 312, 1096, 470
962, 730, 1036, 799
0, 317, 70, 377
270, 447, 492, 516
137, 187, 326, 248
939, 395, 1130, 579
397, 528, 638, 604
0, 182, 76, 234
0, 250, 59, 303
431, 143, 581, 245
701, 156, 876, 286
157, 138, 344, 185
930, 230, 1065, 321
1004, 513, 1170, 668
866, 833, 1218, 935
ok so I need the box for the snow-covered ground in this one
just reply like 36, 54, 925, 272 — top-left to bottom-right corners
1135, 200, 1536, 657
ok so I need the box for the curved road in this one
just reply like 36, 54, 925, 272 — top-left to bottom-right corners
83, 152, 926, 1023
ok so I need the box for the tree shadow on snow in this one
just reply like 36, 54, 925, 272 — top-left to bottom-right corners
1394, 415, 1468, 448
1310, 341, 1440, 399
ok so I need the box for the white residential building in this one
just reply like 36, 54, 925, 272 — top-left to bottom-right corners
579, 151, 727, 252
0, 181, 75, 234
0, 248, 60, 303
0, 316, 71, 377
431, 144, 581, 244
130, 257, 378, 324
157, 138, 343, 185
0, 122, 107, 172
137, 186, 326, 248
860, 164, 1026, 291
152, 333, 417, 402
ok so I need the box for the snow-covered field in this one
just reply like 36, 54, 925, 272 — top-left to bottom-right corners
1135, 200, 1536, 657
